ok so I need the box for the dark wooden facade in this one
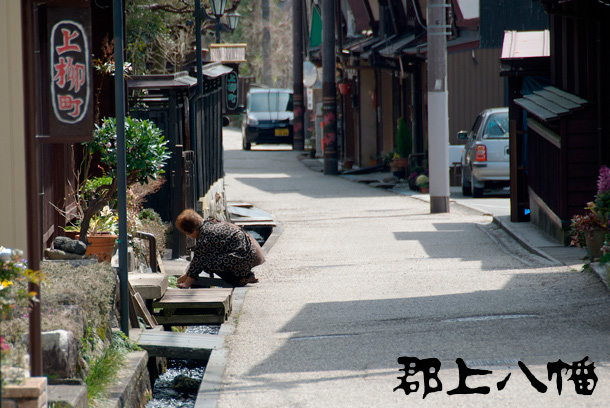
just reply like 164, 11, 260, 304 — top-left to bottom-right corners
22, 1, 115, 249
507, 0, 610, 243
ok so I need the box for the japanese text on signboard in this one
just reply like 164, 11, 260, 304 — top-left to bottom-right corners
50, 20, 90, 124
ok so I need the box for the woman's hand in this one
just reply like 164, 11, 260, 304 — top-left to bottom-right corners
177, 273, 189, 284
177, 276, 195, 289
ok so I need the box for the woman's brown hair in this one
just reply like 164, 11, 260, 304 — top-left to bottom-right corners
175, 209, 203, 235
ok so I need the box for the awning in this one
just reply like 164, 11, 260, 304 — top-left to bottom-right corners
377, 33, 418, 58
127, 72, 198, 90
514, 86, 588, 122
199, 62, 234, 78
344, 35, 380, 55
401, 29, 480, 57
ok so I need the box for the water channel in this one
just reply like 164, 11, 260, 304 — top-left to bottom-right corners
146, 325, 220, 408
146, 227, 270, 406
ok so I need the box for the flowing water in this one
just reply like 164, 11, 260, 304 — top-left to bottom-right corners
146, 325, 220, 407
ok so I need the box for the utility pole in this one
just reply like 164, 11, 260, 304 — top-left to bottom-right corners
261, 0, 272, 85
426, 0, 450, 213
292, 0, 305, 151
322, 0, 338, 174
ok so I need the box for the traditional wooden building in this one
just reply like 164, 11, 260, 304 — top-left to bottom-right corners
503, 0, 610, 243
304, 0, 548, 177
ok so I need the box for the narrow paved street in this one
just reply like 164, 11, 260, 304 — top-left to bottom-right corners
217, 128, 610, 407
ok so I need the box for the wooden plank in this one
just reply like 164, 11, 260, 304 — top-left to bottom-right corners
227, 202, 253, 208
533, 89, 579, 110
137, 331, 223, 360
154, 314, 226, 325
128, 293, 140, 329
523, 94, 569, 116
134, 292, 158, 328
152, 288, 232, 309
514, 98, 556, 121
156, 252, 165, 274
528, 120, 561, 149
546, 86, 588, 105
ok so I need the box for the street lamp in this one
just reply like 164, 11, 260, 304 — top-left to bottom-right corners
227, 12, 241, 31
210, 0, 228, 43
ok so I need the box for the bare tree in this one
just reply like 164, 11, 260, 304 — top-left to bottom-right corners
240, 0, 293, 87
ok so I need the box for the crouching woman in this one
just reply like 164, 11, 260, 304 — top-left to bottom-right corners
174, 209, 265, 288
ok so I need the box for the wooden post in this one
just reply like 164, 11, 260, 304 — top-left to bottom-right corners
322, 0, 338, 175
292, 0, 305, 151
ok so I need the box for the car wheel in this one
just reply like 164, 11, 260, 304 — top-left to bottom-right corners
242, 138, 251, 151
471, 174, 484, 198
461, 170, 472, 196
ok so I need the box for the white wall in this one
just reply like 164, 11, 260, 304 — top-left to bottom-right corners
0, 0, 27, 253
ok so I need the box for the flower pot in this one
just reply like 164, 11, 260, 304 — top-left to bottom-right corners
392, 157, 409, 168
585, 228, 607, 261
342, 159, 354, 170
419, 187, 429, 194
338, 82, 351, 95
86, 234, 117, 262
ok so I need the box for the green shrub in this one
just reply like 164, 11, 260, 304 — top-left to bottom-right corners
396, 117, 412, 159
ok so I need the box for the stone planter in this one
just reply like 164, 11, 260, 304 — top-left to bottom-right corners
2, 377, 47, 408
585, 228, 607, 261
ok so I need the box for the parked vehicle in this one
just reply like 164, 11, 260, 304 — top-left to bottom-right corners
458, 107, 510, 198
241, 88, 293, 150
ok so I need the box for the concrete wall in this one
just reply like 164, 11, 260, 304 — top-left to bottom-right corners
448, 48, 505, 145
0, 0, 27, 253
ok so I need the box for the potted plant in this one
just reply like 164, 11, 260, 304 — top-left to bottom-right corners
416, 174, 429, 193
388, 118, 412, 178
85, 206, 119, 262
570, 165, 610, 260
69, 117, 170, 246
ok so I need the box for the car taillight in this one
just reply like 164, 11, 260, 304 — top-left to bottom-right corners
475, 145, 487, 162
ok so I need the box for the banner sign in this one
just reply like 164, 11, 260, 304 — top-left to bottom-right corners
47, 7, 93, 142
226, 71, 239, 111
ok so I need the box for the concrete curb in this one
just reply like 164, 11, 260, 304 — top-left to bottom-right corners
591, 263, 610, 289
490, 216, 563, 265
194, 213, 283, 408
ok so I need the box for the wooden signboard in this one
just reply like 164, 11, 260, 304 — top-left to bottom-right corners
225, 70, 239, 111
46, 5, 94, 142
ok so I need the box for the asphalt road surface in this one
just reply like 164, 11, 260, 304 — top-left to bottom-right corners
217, 127, 610, 407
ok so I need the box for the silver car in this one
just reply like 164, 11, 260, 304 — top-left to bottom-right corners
458, 108, 510, 197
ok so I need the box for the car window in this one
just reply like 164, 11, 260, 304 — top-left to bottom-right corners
483, 113, 509, 139
471, 115, 483, 138
248, 92, 293, 112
